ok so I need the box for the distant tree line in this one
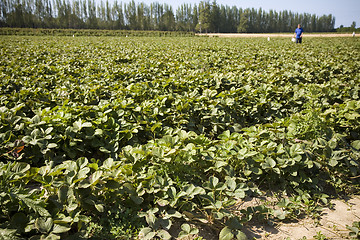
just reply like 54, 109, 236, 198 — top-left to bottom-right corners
0, 0, 336, 33
336, 21, 359, 33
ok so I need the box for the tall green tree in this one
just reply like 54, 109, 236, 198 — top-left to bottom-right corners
124, 0, 137, 29
87, 0, 97, 28
209, 0, 219, 32
351, 21, 356, 29
192, 4, 198, 31
112, 1, 124, 29
176, 3, 193, 31
0, 0, 338, 32
237, 9, 249, 33
197, 0, 210, 33
159, 4, 175, 31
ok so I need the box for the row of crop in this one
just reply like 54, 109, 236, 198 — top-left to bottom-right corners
1, 87, 359, 167
1, 117, 359, 239
1, 90, 360, 239
1, 54, 359, 160
2, 40, 358, 116
1, 36, 360, 239
1, 38, 359, 166
1, 94, 357, 183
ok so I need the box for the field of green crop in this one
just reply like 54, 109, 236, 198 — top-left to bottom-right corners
1, 35, 360, 239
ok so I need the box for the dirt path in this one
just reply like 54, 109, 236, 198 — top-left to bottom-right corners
242, 196, 360, 240
182, 196, 360, 240
197, 33, 355, 38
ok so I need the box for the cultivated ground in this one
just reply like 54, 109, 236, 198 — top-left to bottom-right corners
193, 32, 360, 240
242, 196, 360, 240
2, 35, 359, 240
187, 196, 360, 240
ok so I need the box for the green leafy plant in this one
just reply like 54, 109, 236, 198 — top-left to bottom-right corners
1, 35, 359, 239
347, 221, 360, 239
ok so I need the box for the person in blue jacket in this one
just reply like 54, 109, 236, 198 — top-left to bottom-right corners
294, 24, 304, 43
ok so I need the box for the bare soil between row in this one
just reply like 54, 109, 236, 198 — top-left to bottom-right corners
243, 196, 360, 240
176, 196, 360, 240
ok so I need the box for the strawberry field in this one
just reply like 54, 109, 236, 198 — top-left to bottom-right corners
1, 35, 360, 239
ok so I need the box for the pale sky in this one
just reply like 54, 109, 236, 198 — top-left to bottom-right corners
115, 0, 360, 28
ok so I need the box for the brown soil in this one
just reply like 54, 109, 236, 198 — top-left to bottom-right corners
242, 196, 360, 240
174, 196, 360, 240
